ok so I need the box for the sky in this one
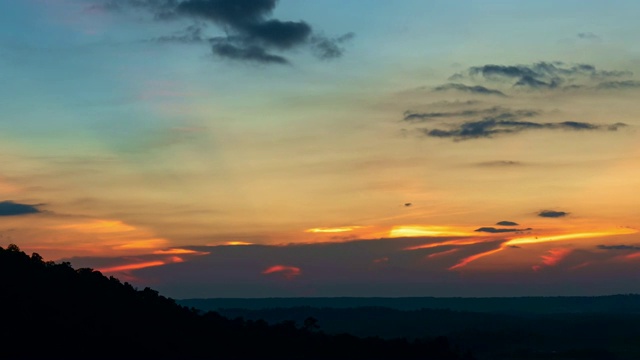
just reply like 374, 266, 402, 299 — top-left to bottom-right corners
2, 0, 640, 298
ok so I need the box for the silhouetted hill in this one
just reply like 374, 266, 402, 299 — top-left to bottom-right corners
0, 244, 464, 359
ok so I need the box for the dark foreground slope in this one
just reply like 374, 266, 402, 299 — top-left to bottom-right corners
0, 245, 464, 360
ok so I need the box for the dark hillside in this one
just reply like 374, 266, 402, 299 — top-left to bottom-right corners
0, 244, 464, 359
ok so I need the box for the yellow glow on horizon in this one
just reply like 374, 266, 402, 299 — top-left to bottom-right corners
54, 220, 137, 233
224, 241, 254, 246
389, 225, 475, 238
305, 226, 364, 233
112, 238, 168, 250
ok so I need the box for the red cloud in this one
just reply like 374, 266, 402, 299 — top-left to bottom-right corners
532, 248, 572, 271
262, 265, 301, 280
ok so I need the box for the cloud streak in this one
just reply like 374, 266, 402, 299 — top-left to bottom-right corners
421, 118, 623, 141
403, 106, 537, 123
433, 83, 506, 97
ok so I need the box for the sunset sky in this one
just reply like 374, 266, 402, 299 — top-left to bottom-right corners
2, 0, 640, 298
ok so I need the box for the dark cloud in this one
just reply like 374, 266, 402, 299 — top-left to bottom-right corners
310, 32, 355, 60
496, 221, 519, 226
96, 0, 352, 64
474, 227, 531, 233
597, 244, 640, 250
577, 32, 600, 40
538, 210, 569, 218
176, 0, 277, 25
0, 201, 42, 216
433, 83, 506, 97
403, 106, 537, 123
421, 118, 621, 140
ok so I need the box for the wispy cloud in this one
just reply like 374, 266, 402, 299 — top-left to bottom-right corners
433, 83, 506, 97
421, 118, 623, 141
403, 106, 537, 123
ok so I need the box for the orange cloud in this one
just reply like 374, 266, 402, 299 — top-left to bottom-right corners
50, 218, 170, 254
97, 256, 185, 273
152, 248, 209, 255
405, 238, 487, 251
449, 248, 504, 270
262, 265, 301, 279
98, 261, 165, 273
625, 252, 640, 260
373, 257, 389, 263
427, 248, 459, 259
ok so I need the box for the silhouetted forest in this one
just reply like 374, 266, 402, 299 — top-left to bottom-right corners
0, 244, 466, 359
210, 306, 640, 359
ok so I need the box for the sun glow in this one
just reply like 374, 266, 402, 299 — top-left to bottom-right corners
306, 226, 363, 233
389, 225, 474, 238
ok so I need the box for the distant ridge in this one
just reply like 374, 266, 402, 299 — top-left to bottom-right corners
179, 294, 640, 314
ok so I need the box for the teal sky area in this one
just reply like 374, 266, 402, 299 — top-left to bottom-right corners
2, 0, 640, 298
